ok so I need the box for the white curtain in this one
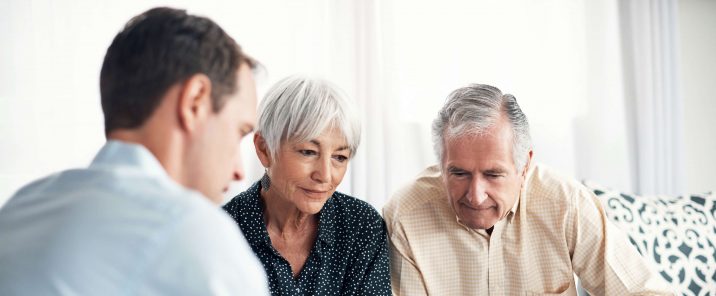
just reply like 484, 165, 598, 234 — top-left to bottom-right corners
346, 0, 639, 207
619, 0, 685, 195
3, 0, 674, 207
345, 0, 396, 210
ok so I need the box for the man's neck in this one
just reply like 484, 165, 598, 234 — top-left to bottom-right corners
107, 129, 184, 187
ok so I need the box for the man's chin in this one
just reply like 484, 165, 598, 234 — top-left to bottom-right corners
184, 182, 222, 204
459, 214, 497, 229
467, 222, 497, 230
199, 189, 225, 205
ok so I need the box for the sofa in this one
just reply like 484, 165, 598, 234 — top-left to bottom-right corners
580, 181, 716, 295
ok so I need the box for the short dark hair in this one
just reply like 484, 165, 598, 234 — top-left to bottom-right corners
100, 7, 256, 135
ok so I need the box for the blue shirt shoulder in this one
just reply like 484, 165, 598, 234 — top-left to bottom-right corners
0, 141, 268, 295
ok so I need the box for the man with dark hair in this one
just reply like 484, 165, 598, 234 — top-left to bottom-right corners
0, 7, 269, 295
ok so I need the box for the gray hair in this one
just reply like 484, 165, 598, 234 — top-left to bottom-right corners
432, 84, 532, 172
257, 75, 361, 161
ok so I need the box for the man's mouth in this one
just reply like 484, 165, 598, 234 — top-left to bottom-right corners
460, 202, 495, 211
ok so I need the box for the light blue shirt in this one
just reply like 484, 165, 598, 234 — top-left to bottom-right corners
0, 140, 269, 295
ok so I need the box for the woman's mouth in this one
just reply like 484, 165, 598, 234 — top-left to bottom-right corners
300, 187, 329, 199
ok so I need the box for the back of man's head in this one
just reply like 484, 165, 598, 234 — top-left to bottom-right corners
99, 7, 253, 135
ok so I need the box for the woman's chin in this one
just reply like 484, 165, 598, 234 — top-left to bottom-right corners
297, 199, 328, 215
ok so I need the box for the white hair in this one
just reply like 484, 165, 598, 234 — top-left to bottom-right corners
257, 75, 361, 161
432, 84, 532, 172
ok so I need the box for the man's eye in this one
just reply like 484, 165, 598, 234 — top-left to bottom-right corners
238, 127, 252, 138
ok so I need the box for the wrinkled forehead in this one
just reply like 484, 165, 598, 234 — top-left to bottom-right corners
445, 117, 514, 145
286, 120, 351, 150
441, 122, 516, 166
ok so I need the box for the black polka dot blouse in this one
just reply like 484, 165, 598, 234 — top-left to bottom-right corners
223, 182, 391, 296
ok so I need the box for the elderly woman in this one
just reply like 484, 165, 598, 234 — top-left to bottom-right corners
223, 75, 390, 295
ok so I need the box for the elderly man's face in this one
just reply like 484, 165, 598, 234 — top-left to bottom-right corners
441, 116, 528, 230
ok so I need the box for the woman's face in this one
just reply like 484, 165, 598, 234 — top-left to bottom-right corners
261, 126, 351, 214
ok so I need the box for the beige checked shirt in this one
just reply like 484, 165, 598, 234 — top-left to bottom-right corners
383, 164, 674, 295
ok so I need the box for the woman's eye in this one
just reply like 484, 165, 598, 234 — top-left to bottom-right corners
333, 155, 348, 162
299, 150, 317, 156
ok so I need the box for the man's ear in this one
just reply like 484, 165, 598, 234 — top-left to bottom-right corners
254, 132, 272, 167
521, 149, 533, 178
178, 73, 212, 132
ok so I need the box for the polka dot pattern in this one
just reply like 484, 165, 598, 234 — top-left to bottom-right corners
223, 182, 391, 296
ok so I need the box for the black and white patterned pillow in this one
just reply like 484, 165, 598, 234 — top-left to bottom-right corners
582, 181, 716, 296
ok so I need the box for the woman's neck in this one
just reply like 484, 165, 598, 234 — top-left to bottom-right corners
261, 188, 316, 236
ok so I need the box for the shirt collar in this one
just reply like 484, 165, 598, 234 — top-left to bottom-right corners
89, 140, 168, 178
509, 163, 535, 223
316, 195, 337, 246
243, 182, 272, 248
506, 192, 520, 223
243, 182, 338, 248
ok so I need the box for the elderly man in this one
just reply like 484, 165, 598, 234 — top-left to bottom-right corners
0, 7, 268, 295
383, 84, 674, 295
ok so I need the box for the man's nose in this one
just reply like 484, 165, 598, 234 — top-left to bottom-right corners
466, 178, 489, 204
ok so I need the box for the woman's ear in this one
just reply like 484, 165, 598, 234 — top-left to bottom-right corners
177, 73, 212, 133
254, 132, 272, 167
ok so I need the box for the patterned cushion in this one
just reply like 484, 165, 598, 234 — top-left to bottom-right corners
582, 181, 716, 296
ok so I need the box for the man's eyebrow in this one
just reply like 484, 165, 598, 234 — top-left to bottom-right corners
447, 165, 467, 173
483, 167, 507, 174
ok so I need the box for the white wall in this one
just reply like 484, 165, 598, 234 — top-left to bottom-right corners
679, 0, 716, 194
377, 0, 634, 196
1, 0, 710, 208
0, 0, 358, 205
